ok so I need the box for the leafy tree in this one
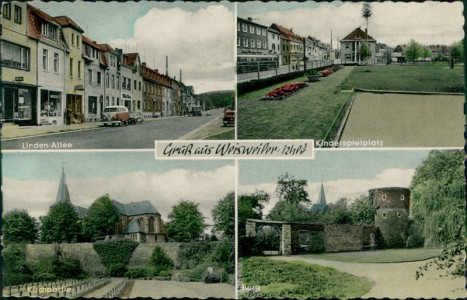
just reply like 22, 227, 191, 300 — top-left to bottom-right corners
326, 198, 352, 224
410, 150, 464, 247
405, 39, 422, 65
275, 173, 310, 204
349, 195, 374, 225
451, 40, 464, 63
238, 190, 270, 236
421, 46, 432, 62
149, 246, 174, 275
212, 192, 235, 238
359, 42, 371, 61
267, 200, 310, 223
3, 209, 38, 244
361, 2, 372, 63
3, 244, 33, 286
166, 200, 205, 242
82, 194, 119, 241
40, 202, 81, 243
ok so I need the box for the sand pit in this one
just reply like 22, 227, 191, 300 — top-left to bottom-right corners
128, 280, 235, 299
340, 93, 464, 147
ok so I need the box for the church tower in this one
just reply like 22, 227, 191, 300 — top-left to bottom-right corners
55, 165, 71, 204
311, 177, 328, 213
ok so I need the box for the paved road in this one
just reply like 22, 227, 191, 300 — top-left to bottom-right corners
271, 256, 466, 299
3, 109, 224, 150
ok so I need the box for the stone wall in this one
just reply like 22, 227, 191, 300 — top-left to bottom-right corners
127, 242, 182, 268
26, 243, 106, 276
324, 224, 377, 252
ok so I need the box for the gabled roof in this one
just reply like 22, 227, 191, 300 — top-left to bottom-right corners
394, 44, 407, 52
112, 200, 160, 216
125, 219, 144, 234
74, 206, 88, 219
54, 16, 84, 33
122, 53, 139, 67
82, 35, 101, 50
27, 4, 67, 49
98, 43, 115, 53
271, 23, 303, 43
341, 27, 376, 42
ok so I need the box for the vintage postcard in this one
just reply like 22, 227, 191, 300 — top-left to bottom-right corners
1, 0, 465, 299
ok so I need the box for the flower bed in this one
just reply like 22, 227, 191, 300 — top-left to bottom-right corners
263, 82, 306, 100
320, 68, 334, 77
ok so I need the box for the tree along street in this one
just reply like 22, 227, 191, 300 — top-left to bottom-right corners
2, 109, 224, 149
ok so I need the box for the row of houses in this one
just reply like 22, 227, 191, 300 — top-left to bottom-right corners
237, 17, 336, 66
2, 2, 200, 126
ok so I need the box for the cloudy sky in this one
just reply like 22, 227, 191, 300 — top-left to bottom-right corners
239, 149, 430, 215
31, 1, 235, 93
3, 152, 235, 226
238, 1, 463, 48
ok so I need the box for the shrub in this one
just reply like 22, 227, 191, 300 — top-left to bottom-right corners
108, 263, 127, 277
208, 239, 234, 273
53, 258, 85, 279
202, 267, 228, 283
125, 268, 148, 279
150, 246, 174, 274
177, 241, 214, 269
308, 233, 325, 253
3, 244, 33, 286
93, 240, 138, 276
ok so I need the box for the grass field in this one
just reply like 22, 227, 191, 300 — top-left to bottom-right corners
303, 248, 442, 263
237, 63, 464, 140
205, 129, 234, 140
241, 257, 372, 299
342, 63, 464, 93
237, 67, 354, 139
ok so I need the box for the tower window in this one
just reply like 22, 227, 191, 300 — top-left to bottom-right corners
397, 212, 402, 218
382, 212, 386, 218
400, 194, 405, 201
382, 194, 386, 201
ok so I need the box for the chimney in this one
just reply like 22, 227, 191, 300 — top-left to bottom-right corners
291, 28, 293, 32
165, 56, 168, 76
248, 17, 252, 21
155, 69, 158, 73
180, 69, 182, 83
142, 62, 146, 66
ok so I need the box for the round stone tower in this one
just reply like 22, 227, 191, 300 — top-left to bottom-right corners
369, 187, 410, 248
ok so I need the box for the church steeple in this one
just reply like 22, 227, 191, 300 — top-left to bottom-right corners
317, 176, 327, 206
55, 164, 71, 204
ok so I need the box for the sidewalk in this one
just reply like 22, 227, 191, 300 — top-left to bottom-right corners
1, 116, 183, 140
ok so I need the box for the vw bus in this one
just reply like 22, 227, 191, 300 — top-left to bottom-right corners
102, 106, 130, 126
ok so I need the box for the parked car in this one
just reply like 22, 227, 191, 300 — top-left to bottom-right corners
129, 112, 144, 124
102, 106, 130, 126
223, 109, 235, 127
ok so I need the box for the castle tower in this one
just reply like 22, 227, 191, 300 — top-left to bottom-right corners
55, 165, 71, 204
369, 187, 410, 248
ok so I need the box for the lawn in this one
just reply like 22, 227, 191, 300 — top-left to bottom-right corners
342, 63, 464, 93
237, 66, 355, 139
205, 129, 234, 140
303, 248, 442, 263
241, 257, 372, 299
238, 75, 308, 102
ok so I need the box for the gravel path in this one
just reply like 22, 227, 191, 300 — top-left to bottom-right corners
128, 280, 235, 298
340, 93, 464, 147
271, 256, 466, 299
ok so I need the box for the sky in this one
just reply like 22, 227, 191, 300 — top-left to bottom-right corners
238, 1, 463, 48
31, 1, 235, 93
3, 152, 235, 226
238, 149, 430, 216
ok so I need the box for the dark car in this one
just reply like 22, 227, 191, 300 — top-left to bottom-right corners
223, 109, 235, 127
129, 112, 144, 124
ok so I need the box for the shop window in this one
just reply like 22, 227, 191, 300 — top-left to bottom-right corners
40, 90, 62, 117
2, 41, 30, 70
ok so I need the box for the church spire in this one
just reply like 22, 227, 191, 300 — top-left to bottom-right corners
55, 164, 71, 204
317, 176, 327, 206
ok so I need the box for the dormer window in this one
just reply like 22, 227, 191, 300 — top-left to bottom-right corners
41, 22, 58, 41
